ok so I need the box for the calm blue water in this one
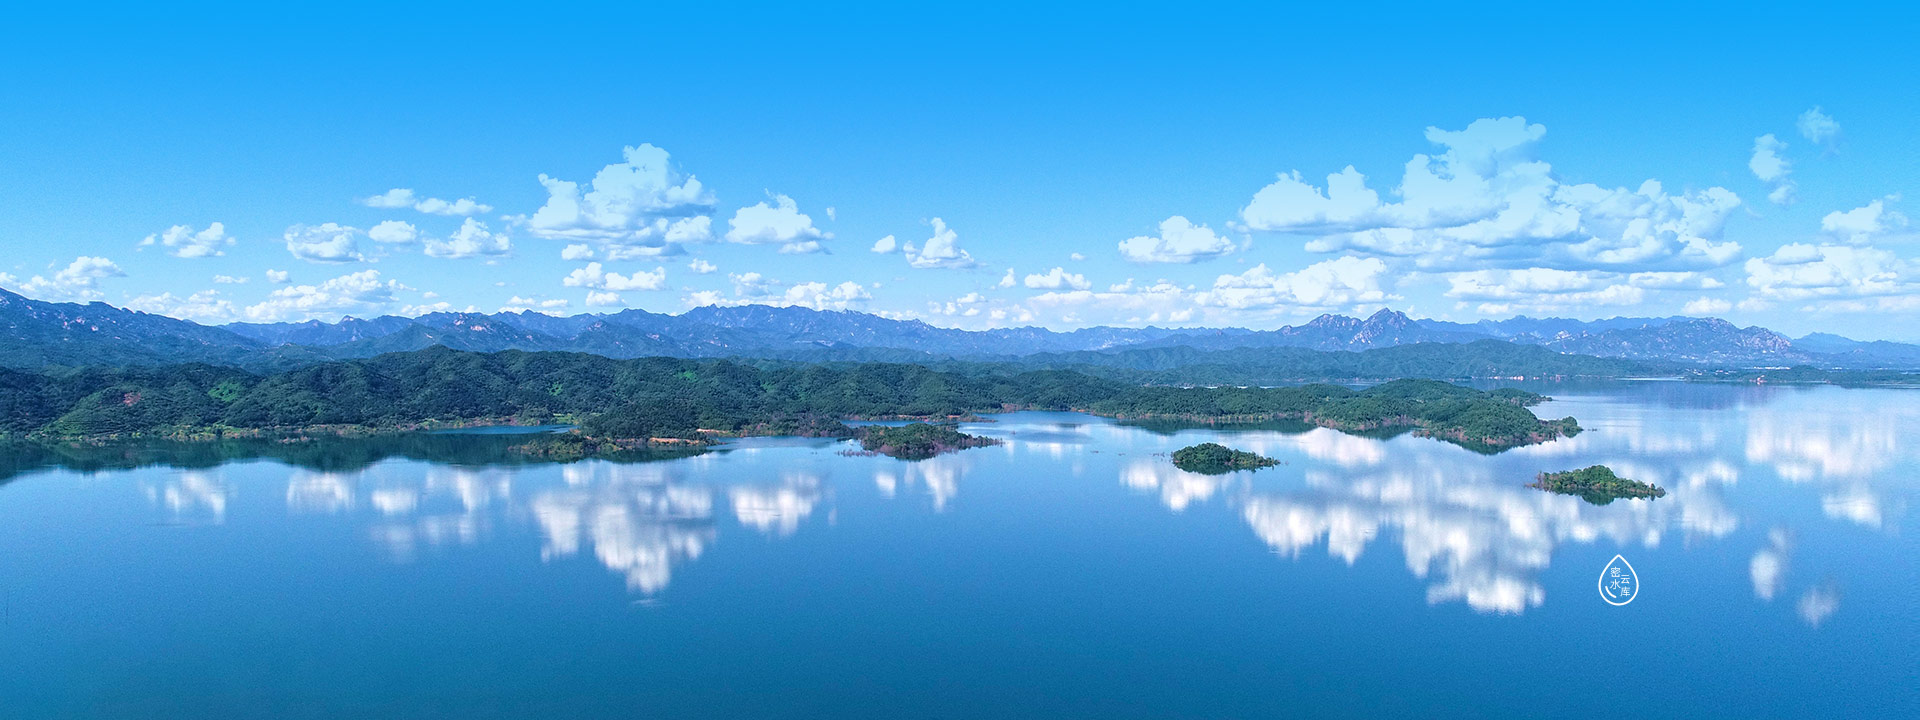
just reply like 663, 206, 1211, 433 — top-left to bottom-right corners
1, 383, 1915, 718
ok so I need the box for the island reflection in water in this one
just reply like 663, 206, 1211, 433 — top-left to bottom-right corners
3, 382, 1916, 718
4, 384, 1912, 621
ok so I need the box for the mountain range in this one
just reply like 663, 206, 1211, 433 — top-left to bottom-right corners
5, 286, 1918, 372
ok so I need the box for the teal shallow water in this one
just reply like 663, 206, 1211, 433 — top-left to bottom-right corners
1, 383, 1915, 718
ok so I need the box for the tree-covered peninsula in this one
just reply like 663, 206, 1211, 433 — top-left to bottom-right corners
0, 347, 1580, 451
1170, 443, 1280, 473
1529, 465, 1666, 505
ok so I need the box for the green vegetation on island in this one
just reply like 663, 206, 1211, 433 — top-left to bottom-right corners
1528, 465, 1666, 505
851, 423, 1001, 460
0, 347, 1579, 452
1170, 443, 1280, 473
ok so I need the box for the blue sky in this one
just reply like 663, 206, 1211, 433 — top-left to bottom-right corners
3, 2, 1918, 339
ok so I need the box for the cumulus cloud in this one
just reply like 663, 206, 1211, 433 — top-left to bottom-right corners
1796, 107, 1841, 149
425, 218, 512, 259
1820, 197, 1909, 245
1202, 256, 1393, 310
524, 144, 715, 254
1117, 216, 1237, 263
585, 290, 624, 307
996, 268, 1016, 288
360, 188, 493, 216
870, 235, 898, 253
1749, 134, 1796, 206
9, 256, 126, 301
265, 269, 291, 284
1444, 268, 1646, 314
563, 262, 667, 292
684, 272, 872, 311
687, 258, 717, 274
725, 194, 830, 253
368, 220, 419, 245
1023, 266, 1091, 290
561, 244, 595, 261
1243, 117, 1743, 271
1745, 244, 1916, 304
127, 289, 239, 323
1683, 297, 1733, 315
500, 296, 569, 314
212, 274, 247, 284
903, 218, 976, 269
243, 269, 408, 321
141, 222, 235, 258
284, 223, 363, 263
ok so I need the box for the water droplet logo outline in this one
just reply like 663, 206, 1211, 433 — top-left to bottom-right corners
1599, 554, 1638, 606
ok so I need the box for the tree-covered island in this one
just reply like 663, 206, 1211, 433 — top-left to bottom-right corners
0, 347, 1582, 454
1528, 465, 1666, 505
1170, 443, 1281, 473
850, 423, 1001, 460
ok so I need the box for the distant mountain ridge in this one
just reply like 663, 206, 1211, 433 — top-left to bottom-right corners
5, 285, 1919, 371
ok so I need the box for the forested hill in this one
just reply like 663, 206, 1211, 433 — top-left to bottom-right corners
0, 347, 1580, 450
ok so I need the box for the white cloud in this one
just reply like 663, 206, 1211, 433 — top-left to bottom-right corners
1627, 271, 1724, 289
1796, 107, 1841, 148
684, 273, 871, 311
360, 188, 493, 216
283, 223, 363, 263
1023, 266, 1091, 291
725, 194, 830, 254
10, 256, 126, 301
212, 274, 248, 284
127, 289, 239, 323
141, 222, 235, 258
368, 220, 419, 245
1682, 297, 1732, 315
1820, 197, 1908, 245
524, 144, 715, 252
1069, 252, 1086, 261
903, 218, 976, 269
1745, 243, 1915, 302
1443, 267, 1645, 314
1202, 256, 1393, 310
778, 240, 824, 255
1749, 134, 1796, 206
585, 290, 624, 307
243, 269, 408, 321
1118, 216, 1237, 263
265, 269, 291, 284
1748, 134, 1790, 182
687, 258, 717, 274
1243, 117, 1744, 271
561, 244, 595, 261
996, 268, 1016, 288
500, 296, 569, 314
870, 235, 898, 254
425, 218, 512, 259
562, 262, 667, 292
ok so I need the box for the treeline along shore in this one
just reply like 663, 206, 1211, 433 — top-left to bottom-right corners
0, 346, 1579, 450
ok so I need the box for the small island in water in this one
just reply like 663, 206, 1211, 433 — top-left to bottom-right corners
851, 423, 1001, 460
1529, 465, 1666, 505
1171, 443, 1281, 474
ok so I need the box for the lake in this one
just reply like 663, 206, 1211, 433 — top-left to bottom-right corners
1, 382, 1915, 718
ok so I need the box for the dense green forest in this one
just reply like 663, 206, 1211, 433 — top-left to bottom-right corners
1529, 465, 1666, 505
0, 347, 1580, 450
1170, 443, 1281, 473
851, 423, 1001, 459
